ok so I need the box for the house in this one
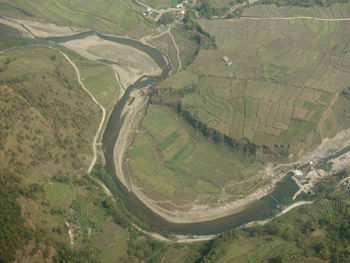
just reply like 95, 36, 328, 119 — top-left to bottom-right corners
143, 7, 153, 16
180, 10, 185, 18
222, 56, 232, 66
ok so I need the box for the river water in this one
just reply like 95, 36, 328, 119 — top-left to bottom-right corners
48, 32, 298, 235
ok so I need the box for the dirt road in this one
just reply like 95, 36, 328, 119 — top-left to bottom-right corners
0, 44, 105, 174
58, 51, 106, 174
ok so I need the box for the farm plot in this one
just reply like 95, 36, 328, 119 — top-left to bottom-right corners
217, 238, 299, 263
138, 0, 178, 9
243, 2, 350, 19
72, 57, 119, 110
0, 0, 151, 38
157, 15, 350, 147
128, 106, 263, 206
171, 24, 200, 68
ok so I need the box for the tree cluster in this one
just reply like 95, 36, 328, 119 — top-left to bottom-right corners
158, 12, 175, 25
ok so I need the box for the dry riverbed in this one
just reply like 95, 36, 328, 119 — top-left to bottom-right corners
61, 35, 161, 88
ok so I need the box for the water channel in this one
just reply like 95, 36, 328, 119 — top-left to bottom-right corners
49, 32, 299, 235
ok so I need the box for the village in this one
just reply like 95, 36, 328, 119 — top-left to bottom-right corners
291, 147, 350, 197
141, 0, 193, 21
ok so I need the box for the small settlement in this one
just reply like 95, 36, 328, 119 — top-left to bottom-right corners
143, 7, 153, 16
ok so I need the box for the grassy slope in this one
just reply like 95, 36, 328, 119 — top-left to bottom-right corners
0, 39, 206, 263
171, 24, 200, 69
0, 0, 153, 38
0, 45, 98, 261
129, 105, 264, 205
0, 44, 136, 263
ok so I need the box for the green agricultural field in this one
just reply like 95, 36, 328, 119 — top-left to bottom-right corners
217, 238, 300, 263
158, 11, 350, 152
72, 58, 119, 110
244, 2, 350, 18
171, 24, 200, 68
139, 0, 178, 9
129, 105, 264, 205
0, 0, 152, 38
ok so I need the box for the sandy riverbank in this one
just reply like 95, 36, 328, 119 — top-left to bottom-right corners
0, 16, 86, 37
61, 35, 162, 89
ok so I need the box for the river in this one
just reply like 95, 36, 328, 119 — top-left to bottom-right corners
48, 32, 298, 235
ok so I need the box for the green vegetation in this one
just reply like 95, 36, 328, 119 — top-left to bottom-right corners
0, 174, 32, 262
73, 58, 119, 110
260, 0, 349, 7
172, 24, 202, 68
129, 105, 264, 205
149, 32, 180, 71
198, 170, 350, 263
0, 40, 204, 263
0, 0, 153, 38
0, 45, 101, 261
148, 23, 202, 72
139, 0, 179, 9
3, 1, 350, 262
321, 87, 350, 139
158, 12, 175, 25
156, 12, 350, 159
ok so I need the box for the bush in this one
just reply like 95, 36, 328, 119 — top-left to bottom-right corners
158, 12, 175, 25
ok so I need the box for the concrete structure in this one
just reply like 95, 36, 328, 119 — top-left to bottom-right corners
222, 56, 232, 66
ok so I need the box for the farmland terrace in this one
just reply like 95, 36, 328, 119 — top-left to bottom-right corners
159, 3, 350, 156
128, 2, 350, 219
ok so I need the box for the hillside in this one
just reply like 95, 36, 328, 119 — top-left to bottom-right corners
0, 0, 153, 38
1, 0, 350, 262
0, 37, 207, 263
157, 3, 350, 157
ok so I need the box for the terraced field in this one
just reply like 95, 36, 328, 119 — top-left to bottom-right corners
217, 238, 299, 263
159, 8, 350, 149
139, 0, 178, 9
244, 2, 350, 18
0, 0, 151, 37
128, 105, 264, 206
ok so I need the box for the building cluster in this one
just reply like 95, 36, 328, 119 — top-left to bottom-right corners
176, 9, 186, 20
143, 7, 153, 16
65, 220, 75, 245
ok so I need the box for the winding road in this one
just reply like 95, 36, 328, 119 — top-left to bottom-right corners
58, 51, 106, 174
168, 25, 182, 71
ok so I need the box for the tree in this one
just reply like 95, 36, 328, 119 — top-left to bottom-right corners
102, 197, 114, 209
158, 12, 175, 25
